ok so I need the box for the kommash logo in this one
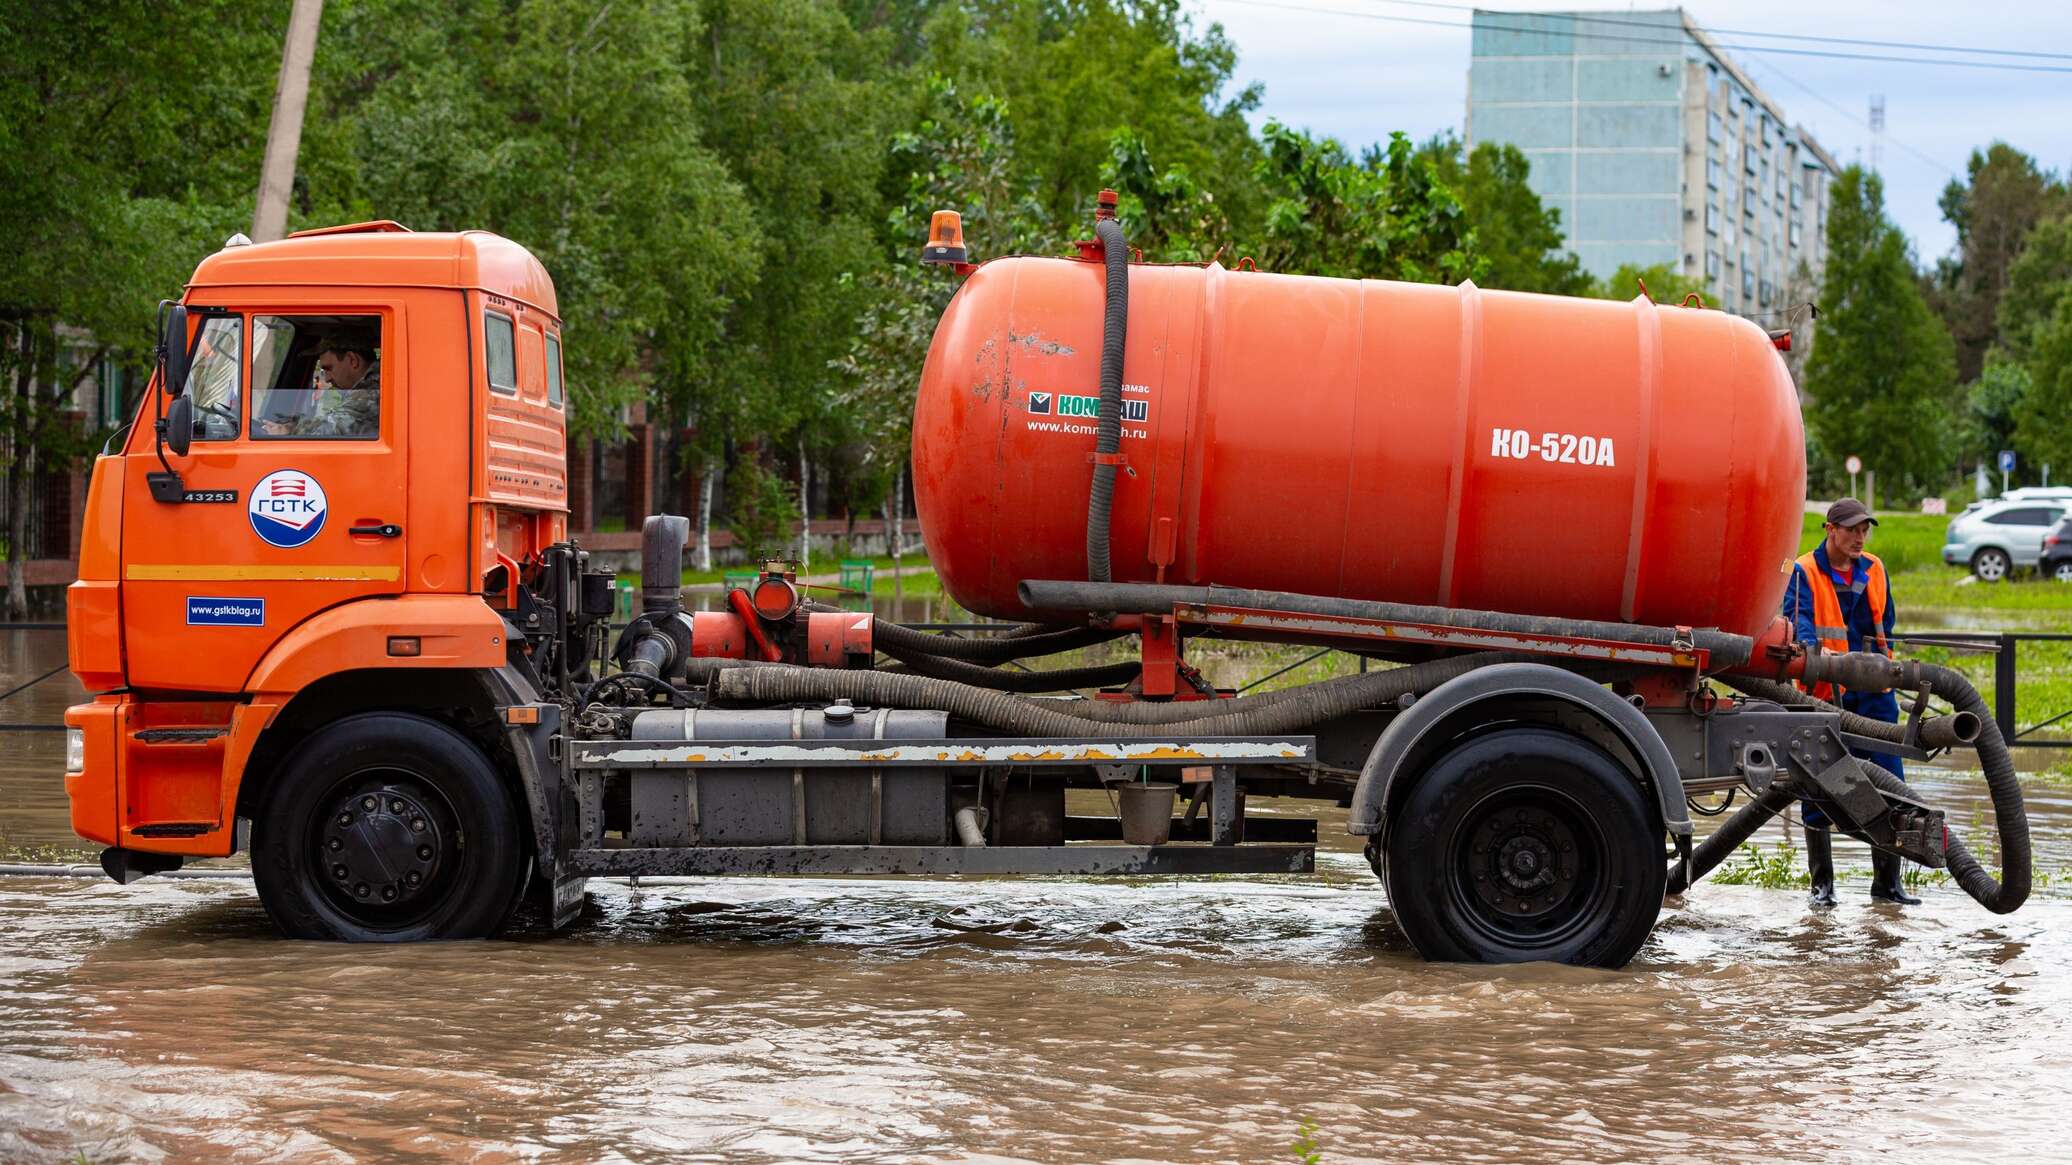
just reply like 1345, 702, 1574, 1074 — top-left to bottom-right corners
248, 469, 328, 548
1026, 392, 1148, 422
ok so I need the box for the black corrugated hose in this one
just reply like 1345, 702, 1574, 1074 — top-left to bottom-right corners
1665, 781, 1796, 895
880, 652, 1143, 693
868, 617, 1125, 664
711, 652, 1527, 739
1726, 668, 2029, 914
1088, 214, 1129, 591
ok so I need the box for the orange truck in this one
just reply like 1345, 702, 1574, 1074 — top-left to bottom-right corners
64, 214, 2021, 964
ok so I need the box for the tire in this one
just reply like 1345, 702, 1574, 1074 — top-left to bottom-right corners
1972, 547, 2012, 582
1382, 727, 1664, 968
252, 712, 528, 941
2052, 559, 2072, 584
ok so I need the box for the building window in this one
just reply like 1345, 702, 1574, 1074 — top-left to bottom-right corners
1707, 158, 1721, 189
1708, 112, 1724, 144
1706, 250, 1721, 277
1790, 220, 1802, 247
1706, 205, 1719, 235
1743, 268, 1756, 298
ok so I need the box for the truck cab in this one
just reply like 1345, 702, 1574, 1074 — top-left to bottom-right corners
65, 223, 568, 902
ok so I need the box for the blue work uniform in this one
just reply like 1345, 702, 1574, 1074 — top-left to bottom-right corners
1784, 544, 1903, 828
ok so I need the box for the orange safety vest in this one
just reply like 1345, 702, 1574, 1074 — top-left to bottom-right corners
1792, 549, 1889, 702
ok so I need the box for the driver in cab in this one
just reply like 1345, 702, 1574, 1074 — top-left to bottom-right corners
263, 335, 380, 438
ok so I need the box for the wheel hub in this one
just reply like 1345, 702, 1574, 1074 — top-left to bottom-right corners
1469, 808, 1579, 917
321, 784, 445, 907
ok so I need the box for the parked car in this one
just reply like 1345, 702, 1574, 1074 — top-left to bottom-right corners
1944, 498, 2069, 580
2042, 516, 2072, 583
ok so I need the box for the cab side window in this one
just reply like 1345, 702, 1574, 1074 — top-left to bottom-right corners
186, 315, 244, 441
251, 315, 384, 440
545, 332, 564, 408
485, 312, 517, 395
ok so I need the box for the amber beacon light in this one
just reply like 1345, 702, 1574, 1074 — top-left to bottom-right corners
921, 210, 969, 268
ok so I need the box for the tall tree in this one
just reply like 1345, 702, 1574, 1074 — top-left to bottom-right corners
0, 0, 281, 615
310, 0, 761, 438
1419, 136, 1591, 295
2012, 297, 2072, 478
1802, 167, 1958, 493
1997, 215, 2072, 364
1928, 143, 2068, 382
1251, 124, 1485, 283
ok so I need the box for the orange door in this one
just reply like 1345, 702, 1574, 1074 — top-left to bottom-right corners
121, 302, 410, 693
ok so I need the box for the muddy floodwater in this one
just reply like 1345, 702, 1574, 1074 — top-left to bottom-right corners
5, 626, 2071, 1163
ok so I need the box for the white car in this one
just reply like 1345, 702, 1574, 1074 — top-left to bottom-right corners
1945, 497, 2069, 580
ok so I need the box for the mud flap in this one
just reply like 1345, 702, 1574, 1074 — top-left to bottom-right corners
548, 872, 588, 930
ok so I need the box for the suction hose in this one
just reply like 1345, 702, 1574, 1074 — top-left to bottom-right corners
881, 652, 1143, 693
1726, 664, 2029, 914
1666, 781, 1796, 895
1088, 209, 1129, 592
712, 652, 1530, 739
864, 616, 1126, 664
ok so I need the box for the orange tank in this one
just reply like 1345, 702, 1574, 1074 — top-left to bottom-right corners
911, 257, 1806, 639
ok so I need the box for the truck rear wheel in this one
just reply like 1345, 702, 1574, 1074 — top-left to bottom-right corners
1382, 727, 1663, 968
252, 712, 527, 941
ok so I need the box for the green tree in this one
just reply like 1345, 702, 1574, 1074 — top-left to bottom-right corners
1968, 358, 2031, 464
919, 0, 1263, 231
1997, 215, 2072, 364
311, 0, 761, 439
2014, 298, 2072, 478
1419, 136, 1591, 295
1802, 167, 1958, 493
1252, 124, 1485, 283
0, 0, 281, 615
679, 0, 897, 467
1927, 143, 2067, 382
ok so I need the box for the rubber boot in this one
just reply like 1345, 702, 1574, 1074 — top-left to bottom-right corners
1870, 849, 1921, 905
1805, 826, 1837, 907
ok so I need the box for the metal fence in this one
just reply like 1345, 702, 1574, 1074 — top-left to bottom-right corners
1899, 631, 2072, 750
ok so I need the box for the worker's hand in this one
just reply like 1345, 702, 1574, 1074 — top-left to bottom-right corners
259, 419, 290, 436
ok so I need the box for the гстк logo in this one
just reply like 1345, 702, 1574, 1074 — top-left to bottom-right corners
248, 469, 328, 548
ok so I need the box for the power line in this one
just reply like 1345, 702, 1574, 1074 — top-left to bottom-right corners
1206, 0, 2072, 74
1742, 58, 1959, 177
1365, 0, 2072, 62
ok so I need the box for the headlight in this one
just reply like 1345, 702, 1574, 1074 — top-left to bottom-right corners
65, 727, 85, 773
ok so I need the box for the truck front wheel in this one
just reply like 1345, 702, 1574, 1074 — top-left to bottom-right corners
252, 712, 527, 941
1382, 727, 1663, 968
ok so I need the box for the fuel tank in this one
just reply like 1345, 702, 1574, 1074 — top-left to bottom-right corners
911, 256, 1806, 639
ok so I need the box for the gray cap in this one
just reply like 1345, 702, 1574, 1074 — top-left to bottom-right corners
1826, 497, 1877, 527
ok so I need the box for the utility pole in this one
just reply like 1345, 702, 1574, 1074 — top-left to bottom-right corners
1868, 94, 1886, 175
252, 0, 325, 242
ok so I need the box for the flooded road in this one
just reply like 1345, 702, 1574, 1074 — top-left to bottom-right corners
5, 625, 2071, 1162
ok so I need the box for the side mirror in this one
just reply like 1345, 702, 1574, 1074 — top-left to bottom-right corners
159, 302, 191, 398
163, 395, 193, 457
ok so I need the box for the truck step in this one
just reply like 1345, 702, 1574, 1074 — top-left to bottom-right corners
564, 843, 1316, 878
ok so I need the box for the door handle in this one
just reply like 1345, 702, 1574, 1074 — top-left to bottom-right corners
349, 523, 403, 539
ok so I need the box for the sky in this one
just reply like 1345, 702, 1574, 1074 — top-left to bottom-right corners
1189, 0, 2072, 265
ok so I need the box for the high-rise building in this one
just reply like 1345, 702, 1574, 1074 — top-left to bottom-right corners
1466, 7, 1835, 318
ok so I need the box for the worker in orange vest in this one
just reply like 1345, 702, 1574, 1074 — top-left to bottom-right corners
1783, 497, 1918, 907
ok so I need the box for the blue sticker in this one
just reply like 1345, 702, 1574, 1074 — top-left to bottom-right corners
249, 468, 328, 548
186, 597, 265, 627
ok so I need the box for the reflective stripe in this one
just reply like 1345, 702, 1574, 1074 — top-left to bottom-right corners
1792, 550, 1890, 701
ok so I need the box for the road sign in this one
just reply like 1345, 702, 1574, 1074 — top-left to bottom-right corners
2000, 449, 2018, 474
1844, 455, 1862, 475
